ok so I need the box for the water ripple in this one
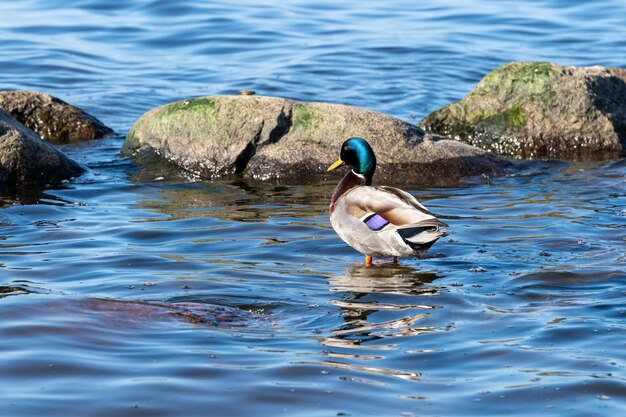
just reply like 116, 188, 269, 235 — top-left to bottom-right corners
1, 1, 626, 415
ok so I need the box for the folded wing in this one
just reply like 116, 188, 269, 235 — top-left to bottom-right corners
343, 185, 448, 250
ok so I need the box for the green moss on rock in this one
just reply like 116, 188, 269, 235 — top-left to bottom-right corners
479, 61, 553, 86
164, 97, 216, 115
470, 62, 555, 106
292, 103, 322, 131
472, 105, 526, 129
122, 126, 139, 155
421, 62, 626, 159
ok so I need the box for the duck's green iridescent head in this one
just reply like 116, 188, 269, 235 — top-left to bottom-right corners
327, 137, 376, 184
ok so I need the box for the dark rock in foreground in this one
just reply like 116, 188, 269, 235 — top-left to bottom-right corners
79, 299, 266, 328
123, 95, 511, 186
421, 62, 626, 160
0, 109, 84, 185
0, 90, 113, 144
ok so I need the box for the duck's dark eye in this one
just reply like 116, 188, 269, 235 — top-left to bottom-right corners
343, 146, 348, 152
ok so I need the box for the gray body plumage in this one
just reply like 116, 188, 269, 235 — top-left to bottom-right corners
330, 176, 447, 257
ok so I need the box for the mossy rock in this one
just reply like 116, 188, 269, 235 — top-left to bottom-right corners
421, 62, 626, 159
0, 91, 113, 144
123, 95, 511, 186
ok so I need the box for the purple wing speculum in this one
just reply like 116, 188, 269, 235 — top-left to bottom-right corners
364, 213, 389, 231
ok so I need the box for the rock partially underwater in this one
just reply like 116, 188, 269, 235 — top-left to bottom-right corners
123, 95, 511, 186
79, 299, 267, 328
1, 291, 269, 329
0, 90, 114, 144
421, 62, 626, 159
0, 109, 84, 185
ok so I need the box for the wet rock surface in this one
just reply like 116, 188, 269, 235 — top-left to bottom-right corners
80, 299, 267, 328
0, 109, 84, 185
0, 90, 113, 144
421, 62, 626, 160
123, 95, 511, 186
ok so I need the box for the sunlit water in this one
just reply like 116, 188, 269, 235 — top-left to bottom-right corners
1, 1, 626, 416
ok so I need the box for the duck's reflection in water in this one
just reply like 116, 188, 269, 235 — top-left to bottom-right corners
328, 263, 440, 297
320, 264, 447, 382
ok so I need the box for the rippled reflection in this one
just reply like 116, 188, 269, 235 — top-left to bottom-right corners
328, 264, 440, 296
0, 284, 33, 299
132, 176, 332, 223
318, 264, 447, 382
320, 360, 422, 382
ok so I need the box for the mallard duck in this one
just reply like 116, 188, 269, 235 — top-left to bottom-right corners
327, 137, 447, 266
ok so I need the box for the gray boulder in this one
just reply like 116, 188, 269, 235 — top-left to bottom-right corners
0, 109, 84, 185
421, 62, 626, 159
123, 95, 510, 186
0, 90, 113, 144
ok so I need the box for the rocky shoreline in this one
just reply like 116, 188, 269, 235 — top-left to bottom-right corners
2, 62, 625, 186
122, 95, 510, 186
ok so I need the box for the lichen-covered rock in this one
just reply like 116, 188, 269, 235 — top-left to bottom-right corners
0, 109, 84, 185
124, 96, 294, 175
0, 90, 113, 144
421, 62, 626, 159
123, 95, 511, 186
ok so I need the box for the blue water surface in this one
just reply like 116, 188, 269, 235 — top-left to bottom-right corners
1, 1, 626, 416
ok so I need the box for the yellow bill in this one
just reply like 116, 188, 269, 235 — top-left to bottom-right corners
327, 158, 345, 172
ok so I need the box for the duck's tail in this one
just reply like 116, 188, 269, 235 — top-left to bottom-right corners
397, 218, 448, 250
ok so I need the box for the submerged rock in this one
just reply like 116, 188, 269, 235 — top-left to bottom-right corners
123, 95, 510, 186
0, 109, 84, 185
0, 90, 113, 144
421, 62, 626, 160
81, 299, 266, 328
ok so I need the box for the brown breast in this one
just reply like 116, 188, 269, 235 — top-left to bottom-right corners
329, 170, 366, 215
